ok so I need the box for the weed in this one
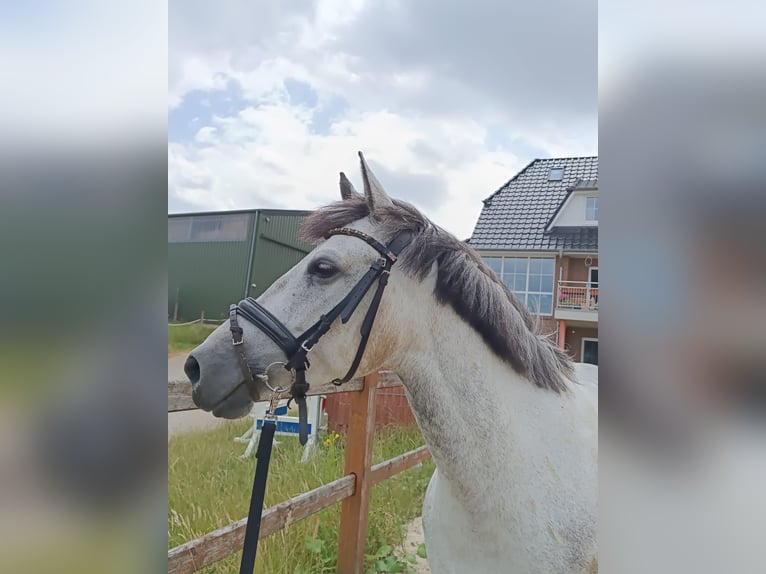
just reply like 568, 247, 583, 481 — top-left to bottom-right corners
168, 323, 217, 355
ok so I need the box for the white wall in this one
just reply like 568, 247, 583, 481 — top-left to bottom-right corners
553, 192, 598, 227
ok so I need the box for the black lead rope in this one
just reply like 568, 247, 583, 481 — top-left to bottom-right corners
289, 369, 310, 444
239, 418, 276, 574
231, 226, 414, 574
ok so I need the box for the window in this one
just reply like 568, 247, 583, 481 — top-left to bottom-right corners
587, 266, 599, 310
586, 196, 598, 221
191, 217, 223, 238
548, 168, 564, 181
168, 213, 251, 242
482, 256, 555, 315
581, 338, 598, 365
483, 256, 503, 276
588, 267, 598, 288
168, 217, 193, 242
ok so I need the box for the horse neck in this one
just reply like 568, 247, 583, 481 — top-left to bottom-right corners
389, 291, 566, 508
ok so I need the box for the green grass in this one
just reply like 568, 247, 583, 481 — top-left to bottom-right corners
168, 323, 218, 355
169, 421, 435, 573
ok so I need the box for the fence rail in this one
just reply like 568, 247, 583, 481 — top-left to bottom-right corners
168, 318, 226, 327
168, 475, 356, 574
168, 371, 430, 574
167, 371, 403, 413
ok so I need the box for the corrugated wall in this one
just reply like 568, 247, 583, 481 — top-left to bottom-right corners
248, 211, 313, 299
168, 213, 255, 321
169, 210, 313, 321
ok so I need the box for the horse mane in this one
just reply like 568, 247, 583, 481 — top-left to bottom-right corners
300, 196, 573, 392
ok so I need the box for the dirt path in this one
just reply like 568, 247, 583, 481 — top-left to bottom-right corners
396, 516, 431, 573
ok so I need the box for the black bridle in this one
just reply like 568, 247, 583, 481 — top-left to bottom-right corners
228, 226, 414, 444
230, 225, 413, 574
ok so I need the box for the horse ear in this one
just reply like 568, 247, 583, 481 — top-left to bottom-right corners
358, 151, 394, 218
339, 172, 360, 201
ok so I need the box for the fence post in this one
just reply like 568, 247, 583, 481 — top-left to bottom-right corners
336, 373, 378, 574
173, 287, 180, 322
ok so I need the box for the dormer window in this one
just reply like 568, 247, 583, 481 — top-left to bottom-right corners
548, 168, 564, 181
586, 197, 598, 221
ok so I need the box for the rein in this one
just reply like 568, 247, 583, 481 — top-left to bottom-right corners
228, 226, 413, 574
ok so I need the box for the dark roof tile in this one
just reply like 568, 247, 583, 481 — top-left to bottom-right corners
470, 157, 598, 251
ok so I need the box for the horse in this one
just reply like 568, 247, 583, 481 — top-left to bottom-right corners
184, 153, 598, 573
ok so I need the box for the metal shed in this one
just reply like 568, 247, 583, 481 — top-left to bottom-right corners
168, 209, 313, 321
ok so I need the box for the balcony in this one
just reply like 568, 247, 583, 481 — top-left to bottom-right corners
555, 280, 598, 322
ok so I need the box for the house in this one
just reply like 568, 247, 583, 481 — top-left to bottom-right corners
469, 157, 599, 365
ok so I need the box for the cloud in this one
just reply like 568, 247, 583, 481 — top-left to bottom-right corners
363, 160, 448, 211
169, 103, 523, 236
329, 0, 597, 125
168, 0, 597, 238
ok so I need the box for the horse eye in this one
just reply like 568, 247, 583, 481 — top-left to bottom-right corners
308, 259, 338, 279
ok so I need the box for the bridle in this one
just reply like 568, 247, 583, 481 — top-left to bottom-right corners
227, 226, 414, 445
228, 224, 413, 574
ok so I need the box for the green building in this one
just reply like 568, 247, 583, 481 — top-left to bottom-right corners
168, 209, 313, 321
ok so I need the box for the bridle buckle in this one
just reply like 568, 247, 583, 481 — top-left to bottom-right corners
300, 340, 314, 353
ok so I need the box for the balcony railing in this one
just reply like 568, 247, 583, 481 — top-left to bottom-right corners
557, 280, 598, 311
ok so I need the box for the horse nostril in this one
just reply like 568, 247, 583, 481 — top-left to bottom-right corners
184, 355, 200, 384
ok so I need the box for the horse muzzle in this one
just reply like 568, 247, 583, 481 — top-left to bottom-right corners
184, 348, 262, 416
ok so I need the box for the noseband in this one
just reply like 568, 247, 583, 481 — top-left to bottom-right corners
228, 226, 414, 444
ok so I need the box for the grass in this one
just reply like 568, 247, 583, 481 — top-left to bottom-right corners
168, 323, 218, 355
168, 420, 435, 573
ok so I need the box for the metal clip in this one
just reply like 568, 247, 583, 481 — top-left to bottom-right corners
264, 392, 280, 421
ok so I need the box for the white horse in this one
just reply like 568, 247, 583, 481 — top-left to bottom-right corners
185, 153, 598, 573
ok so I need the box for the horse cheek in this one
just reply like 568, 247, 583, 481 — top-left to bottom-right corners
368, 319, 400, 371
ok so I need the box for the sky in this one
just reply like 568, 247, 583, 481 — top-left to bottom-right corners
168, 0, 597, 239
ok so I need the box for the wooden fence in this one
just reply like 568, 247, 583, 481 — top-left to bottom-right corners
168, 371, 431, 574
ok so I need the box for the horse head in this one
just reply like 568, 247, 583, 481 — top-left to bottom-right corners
184, 153, 425, 417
